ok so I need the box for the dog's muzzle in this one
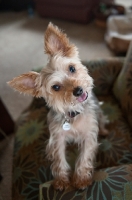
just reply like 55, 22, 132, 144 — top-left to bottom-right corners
73, 87, 88, 102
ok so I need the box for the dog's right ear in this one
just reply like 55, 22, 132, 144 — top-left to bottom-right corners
7, 71, 42, 97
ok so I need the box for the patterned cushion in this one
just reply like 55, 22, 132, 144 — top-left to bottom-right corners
12, 96, 132, 199
113, 41, 132, 129
40, 164, 132, 200
97, 95, 132, 169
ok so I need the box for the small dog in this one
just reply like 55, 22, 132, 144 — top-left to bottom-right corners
8, 23, 108, 190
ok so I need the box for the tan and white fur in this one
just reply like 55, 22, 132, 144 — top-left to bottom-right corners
8, 23, 108, 191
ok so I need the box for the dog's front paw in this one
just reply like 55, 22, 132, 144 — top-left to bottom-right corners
53, 177, 70, 191
72, 171, 93, 190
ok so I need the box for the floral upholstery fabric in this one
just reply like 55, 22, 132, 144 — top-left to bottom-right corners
40, 165, 132, 200
12, 58, 132, 200
113, 41, 132, 129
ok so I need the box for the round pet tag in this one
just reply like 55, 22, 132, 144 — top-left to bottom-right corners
63, 122, 71, 131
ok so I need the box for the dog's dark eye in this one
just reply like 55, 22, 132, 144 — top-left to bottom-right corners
52, 85, 60, 91
69, 65, 76, 73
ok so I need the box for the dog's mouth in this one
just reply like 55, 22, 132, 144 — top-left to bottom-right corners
76, 92, 88, 102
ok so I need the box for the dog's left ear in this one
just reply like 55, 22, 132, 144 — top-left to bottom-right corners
7, 71, 42, 97
44, 22, 78, 58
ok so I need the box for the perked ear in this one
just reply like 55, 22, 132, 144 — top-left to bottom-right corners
7, 71, 42, 97
44, 22, 78, 58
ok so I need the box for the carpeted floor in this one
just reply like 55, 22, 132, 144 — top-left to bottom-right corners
0, 3, 128, 198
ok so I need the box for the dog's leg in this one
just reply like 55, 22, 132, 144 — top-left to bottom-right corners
46, 132, 70, 191
73, 136, 98, 189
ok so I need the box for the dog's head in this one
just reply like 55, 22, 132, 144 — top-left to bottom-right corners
8, 23, 93, 113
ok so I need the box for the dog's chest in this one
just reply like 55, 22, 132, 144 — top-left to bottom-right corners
64, 112, 96, 143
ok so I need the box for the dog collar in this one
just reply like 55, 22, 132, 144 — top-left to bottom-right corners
68, 111, 80, 118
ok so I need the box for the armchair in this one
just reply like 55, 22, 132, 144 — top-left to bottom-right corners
12, 43, 132, 200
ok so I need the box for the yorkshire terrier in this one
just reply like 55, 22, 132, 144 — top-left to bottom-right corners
8, 23, 108, 191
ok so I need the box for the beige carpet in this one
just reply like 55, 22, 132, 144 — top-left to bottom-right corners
0, 10, 114, 200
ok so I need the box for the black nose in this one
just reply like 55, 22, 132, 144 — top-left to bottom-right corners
73, 87, 83, 97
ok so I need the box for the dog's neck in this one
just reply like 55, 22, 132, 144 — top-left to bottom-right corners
66, 100, 89, 119
62, 110, 80, 131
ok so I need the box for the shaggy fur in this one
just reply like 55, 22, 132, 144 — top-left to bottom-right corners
8, 23, 108, 191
